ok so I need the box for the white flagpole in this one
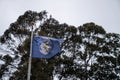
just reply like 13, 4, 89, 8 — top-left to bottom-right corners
27, 25, 34, 80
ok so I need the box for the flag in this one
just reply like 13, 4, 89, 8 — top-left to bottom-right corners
32, 36, 64, 58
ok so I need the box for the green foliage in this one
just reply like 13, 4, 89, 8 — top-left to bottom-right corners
1, 10, 120, 80
79, 22, 106, 35
10, 65, 28, 80
0, 64, 7, 78
0, 36, 5, 43
70, 35, 82, 43
2, 55, 13, 64
15, 21, 120, 79
0, 55, 13, 79
17, 38, 30, 54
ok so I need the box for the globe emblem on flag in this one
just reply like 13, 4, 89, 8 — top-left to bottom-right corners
40, 39, 53, 55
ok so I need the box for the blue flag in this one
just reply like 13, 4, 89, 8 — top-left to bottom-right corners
32, 36, 64, 58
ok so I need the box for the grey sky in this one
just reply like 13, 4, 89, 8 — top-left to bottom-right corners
0, 0, 120, 36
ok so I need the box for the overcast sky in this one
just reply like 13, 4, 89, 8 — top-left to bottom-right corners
0, 0, 120, 36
